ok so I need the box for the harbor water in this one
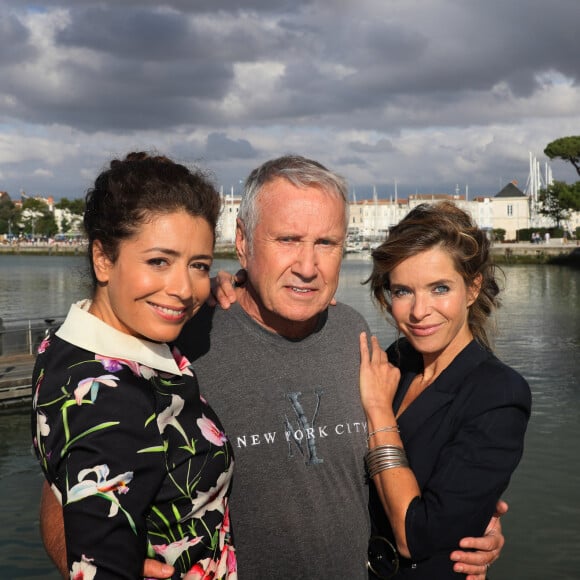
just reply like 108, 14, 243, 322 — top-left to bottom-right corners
1, 254, 579, 579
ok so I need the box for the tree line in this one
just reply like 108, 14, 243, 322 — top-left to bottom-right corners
542, 136, 580, 228
0, 196, 84, 238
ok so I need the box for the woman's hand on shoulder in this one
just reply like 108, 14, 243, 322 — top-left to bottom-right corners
359, 332, 400, 416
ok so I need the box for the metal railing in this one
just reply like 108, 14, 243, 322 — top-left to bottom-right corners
0, 316, 65, 357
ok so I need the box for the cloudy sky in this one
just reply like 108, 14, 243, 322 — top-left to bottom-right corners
1, 0, 579, 201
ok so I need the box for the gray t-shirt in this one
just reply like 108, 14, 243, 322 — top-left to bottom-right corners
177, 302, 371, 579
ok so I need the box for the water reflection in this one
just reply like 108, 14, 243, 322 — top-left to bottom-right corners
0, 255, 88, 321
1, 256, 579, 578
0, 409, 55, 578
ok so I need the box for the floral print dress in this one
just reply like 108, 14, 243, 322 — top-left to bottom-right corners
31, 301, 237, 579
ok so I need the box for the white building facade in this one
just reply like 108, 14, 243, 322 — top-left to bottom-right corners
214, 183, 578, 245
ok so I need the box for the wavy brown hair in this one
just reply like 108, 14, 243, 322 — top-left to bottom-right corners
368, 201, 501, 350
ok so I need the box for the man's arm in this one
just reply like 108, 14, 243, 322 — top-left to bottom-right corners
450, 500, 508, 580
40, 481, 67, 578
40, 482, 174, 579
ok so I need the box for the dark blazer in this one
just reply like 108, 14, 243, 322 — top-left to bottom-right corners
368, 339, 531, 579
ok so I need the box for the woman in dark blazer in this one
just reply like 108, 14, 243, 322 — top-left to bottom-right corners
359, 201, 531, 579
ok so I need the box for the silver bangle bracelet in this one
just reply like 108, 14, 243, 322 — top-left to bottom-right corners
365, 444, 409, 478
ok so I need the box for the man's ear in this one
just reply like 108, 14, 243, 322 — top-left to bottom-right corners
92, 240, 113, 283
467, 273, 483, 307
235, 218, 249, 269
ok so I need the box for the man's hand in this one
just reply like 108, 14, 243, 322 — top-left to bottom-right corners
450, 500, 508, 579
206, 269, 246, 309
143, 559, 174, 578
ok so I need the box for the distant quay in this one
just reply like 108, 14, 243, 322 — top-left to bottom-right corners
1, 240, 578, 264
346, 241, 579, 265
489, 241, 580, 265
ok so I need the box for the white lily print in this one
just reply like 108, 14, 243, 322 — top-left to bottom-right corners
33, 411, 50, 463
180, 461, 234, 521
156, 394, 190, 444
67, 464, 134, 520
37, 411, 50, 437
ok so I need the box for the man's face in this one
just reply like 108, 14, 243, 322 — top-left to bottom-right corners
236, 177, 346, 338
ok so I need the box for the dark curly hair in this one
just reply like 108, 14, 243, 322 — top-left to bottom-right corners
368, 201, 501, 350
83, 151, 221, 290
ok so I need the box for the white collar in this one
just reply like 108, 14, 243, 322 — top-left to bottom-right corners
56, 300, 182, 375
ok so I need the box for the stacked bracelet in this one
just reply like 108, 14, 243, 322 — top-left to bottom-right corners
365, 444, 409, 478
366, 425, 399, 442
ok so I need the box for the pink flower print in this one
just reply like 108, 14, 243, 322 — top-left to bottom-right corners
70, 554, 96, 580
217, 504, 237, 575
37, 336, 50, 354
95, 355, 156, 379
184, 541, 237, 579
172, 346, 194, 376
221, 502, 232, 537
226, 544, 237, 575
184, 557, 219, 580
152, 536, 204, 566
95, 355, 124, 373
197, 414, 228, 447
74, 374, 119, 405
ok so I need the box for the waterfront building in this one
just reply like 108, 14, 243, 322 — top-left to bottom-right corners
490, 182, 530, 240
2, 180, 578, 246
217, 188, 242, 244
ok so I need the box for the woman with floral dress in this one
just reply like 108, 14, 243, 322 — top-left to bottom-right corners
31, 152, 236, 579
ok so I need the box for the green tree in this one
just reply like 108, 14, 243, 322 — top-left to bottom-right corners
19, 198, 57, 237
539, 180, 580, 228
544, 136, 580, 177
60, 216, 71, 234
56, 197, 85, 215
492, 228, 506, 242
0, 195, 20, 236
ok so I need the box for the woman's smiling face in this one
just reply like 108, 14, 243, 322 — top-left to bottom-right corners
90, 211, 214, 343
389, 246, 479, 366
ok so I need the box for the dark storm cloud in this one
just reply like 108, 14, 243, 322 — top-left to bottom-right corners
6, 56, 234, 132
0, 14, 37, 65
55, 5, 279, 62
26, 0, 310, 13
7, 0, 579, 132
1, 0, 579, 200
56, 7, 199, 59
204, 132, 258, 161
